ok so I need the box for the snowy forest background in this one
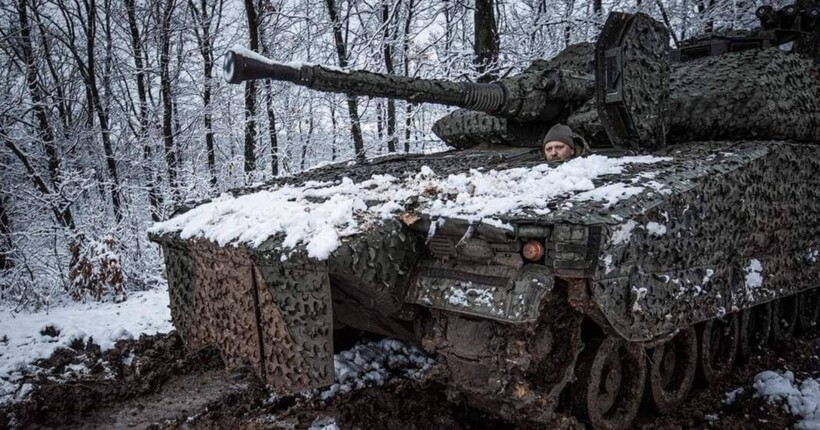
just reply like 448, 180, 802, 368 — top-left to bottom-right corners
0, 0, 792, 308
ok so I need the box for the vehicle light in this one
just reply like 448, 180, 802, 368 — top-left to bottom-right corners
522, 240, 544, 262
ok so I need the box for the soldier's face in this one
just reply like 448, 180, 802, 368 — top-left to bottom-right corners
543, 141, 575, 161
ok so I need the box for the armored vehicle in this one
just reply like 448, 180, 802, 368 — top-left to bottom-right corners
149, 8, 820, 430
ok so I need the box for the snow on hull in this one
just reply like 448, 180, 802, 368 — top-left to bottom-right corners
149, 155, 669, 259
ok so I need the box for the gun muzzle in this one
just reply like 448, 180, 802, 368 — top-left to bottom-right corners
223, 47, 306, 85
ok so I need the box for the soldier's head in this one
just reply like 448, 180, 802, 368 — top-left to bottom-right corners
542, 124, 588, 162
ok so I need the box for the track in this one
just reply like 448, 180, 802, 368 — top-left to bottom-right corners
2, 329, 818, 430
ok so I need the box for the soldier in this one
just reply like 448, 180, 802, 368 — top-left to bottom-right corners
542, 123, 590, 162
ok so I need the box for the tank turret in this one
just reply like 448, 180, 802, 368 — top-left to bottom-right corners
224, 12, 671, 150
225, 7, 820, 151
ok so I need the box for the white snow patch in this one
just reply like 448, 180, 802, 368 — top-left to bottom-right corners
446, 287, 495, 308
724, 387, 744, 405
754, 370, 820, 429
572, 183, 645, 206
150, 156, 670, 259
0, 287, 172, 404
318, 339, 432, 401
611, 220, 638, 246
645, 222, 667, 236
309, 419, 340, 430
603, 254, 614, 274
631, 286, 648, 313
702, 268, 715, 285
745, 259, 764, 290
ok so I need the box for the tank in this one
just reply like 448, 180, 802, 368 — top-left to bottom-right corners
148, 9, 820, 430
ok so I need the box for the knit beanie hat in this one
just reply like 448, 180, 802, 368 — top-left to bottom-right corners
543, 124, 589, 156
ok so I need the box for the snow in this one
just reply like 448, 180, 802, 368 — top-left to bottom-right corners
318, 339, 432, 401
446, 287, 495, 307
724, 387, 744, 404
702, 268, 715, 285
745, 259, 764, 290
645, 222, 667, 236
150, 155, 670, 259
611, 220, 638, 246
631, 286, 648, 313
754, 370, 820, 429
0, 287, 172, 404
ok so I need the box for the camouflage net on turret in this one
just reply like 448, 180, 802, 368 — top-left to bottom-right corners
667, 49, 820, 142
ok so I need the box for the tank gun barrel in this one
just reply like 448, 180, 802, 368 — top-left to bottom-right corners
223, 47, 594, 122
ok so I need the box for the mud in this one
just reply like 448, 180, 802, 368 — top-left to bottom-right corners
3, 330, 818, 430
1, 332, 225, 429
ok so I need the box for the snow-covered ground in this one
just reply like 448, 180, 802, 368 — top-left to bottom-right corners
0, 287, 173, 404
150, 155, 669, 259
0, 283, 433, 410
754, 370, 820, 429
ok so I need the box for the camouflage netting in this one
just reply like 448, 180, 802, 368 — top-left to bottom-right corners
153, 237, 334, 392
667, 49, 820, 142
572, 48, 820, 146
152, 139, 820, 400
591, 141, 820, 341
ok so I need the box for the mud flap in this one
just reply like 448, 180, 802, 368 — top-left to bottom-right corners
254, 252, 334, 391
162, 240, 333, 393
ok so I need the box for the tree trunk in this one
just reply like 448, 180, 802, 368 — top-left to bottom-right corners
189, 0, 222, 189
0, 194, 12, 270
325, 0, 366, 161
264, 81, 278, 176
258, 11, 279, 177
85, 0, 123, 223
243, 0, 260, 181
31, 9, 73, 136
15, 0, 74, 229
474, 0, 499, 81
126, 0, 162, 221
159, 0, 179, 200
1, 124, 74, 230
330, 102, 338, 161
563, 0, 575, 48
698, 0, 715, 33
381, 0, 397, 152
403, 0, 415, 152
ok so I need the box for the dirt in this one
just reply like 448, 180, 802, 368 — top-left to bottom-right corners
3, 330, 818, 430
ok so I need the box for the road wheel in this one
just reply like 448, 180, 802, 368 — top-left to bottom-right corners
772, 295, 799, 341
698, 314, 739, 384
739, 302, 772, 360
573, 335, 646, 430
647, 327, 697, 413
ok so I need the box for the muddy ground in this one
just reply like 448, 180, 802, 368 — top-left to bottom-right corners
2, 329, 816, 430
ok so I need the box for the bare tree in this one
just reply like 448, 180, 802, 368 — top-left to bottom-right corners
258, 2, 280, 177
402, 0, 415, 152
158, 0, 180, 200
325, 0, 365, 161
1, 122, 75, 229
381, 0, 397, 153
474, 0, 499, 80
125, 0, 163, 221
0, 193, 12, 270
12, 0, 75, 229
242, 0, 260, 181
189, 0, 223, 189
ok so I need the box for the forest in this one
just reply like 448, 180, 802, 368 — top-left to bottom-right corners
0, 0, 790, 308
